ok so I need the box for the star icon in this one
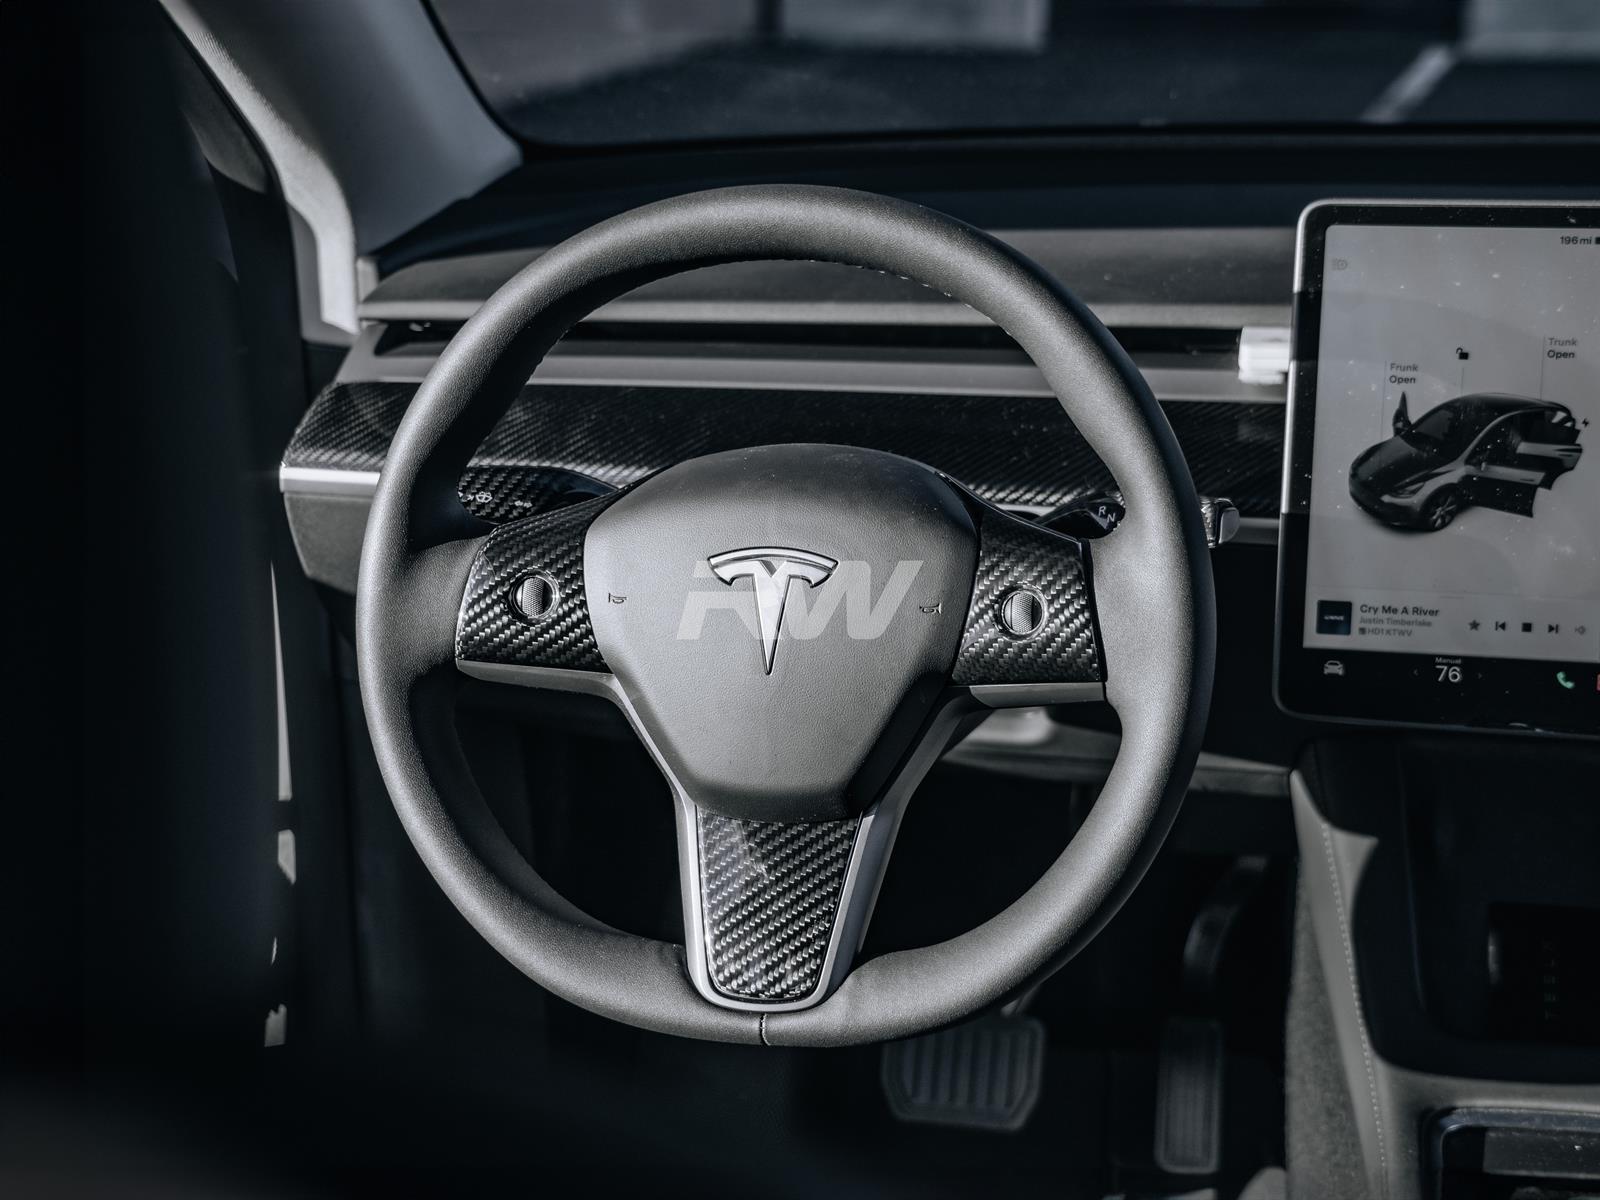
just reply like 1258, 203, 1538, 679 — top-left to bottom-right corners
1468, 620, 1481, 631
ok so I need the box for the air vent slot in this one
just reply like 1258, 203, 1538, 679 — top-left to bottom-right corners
372, 318, 1241, 365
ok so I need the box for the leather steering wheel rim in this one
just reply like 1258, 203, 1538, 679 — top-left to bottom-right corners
355, 184, 1215, 1047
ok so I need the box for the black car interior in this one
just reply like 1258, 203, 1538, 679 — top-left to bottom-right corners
5, 2, 1598, 1197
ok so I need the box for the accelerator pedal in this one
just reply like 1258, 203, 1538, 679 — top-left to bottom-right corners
1153, 1016, 1224, 1176
881, 1014, 1045, 1132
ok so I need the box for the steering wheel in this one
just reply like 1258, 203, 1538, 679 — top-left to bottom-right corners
356, 185, 1214, 1047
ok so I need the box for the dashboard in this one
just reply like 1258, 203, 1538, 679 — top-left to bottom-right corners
281, 202, 1598, 747
1277, 202, 1599, 737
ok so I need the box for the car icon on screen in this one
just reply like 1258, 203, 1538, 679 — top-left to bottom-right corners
1349, 394, 1585, 531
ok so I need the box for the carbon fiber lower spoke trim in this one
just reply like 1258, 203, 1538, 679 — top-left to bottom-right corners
952, 505, 1103, 686
456, 493, 617, 672
696, 811, 859, 1003
283, 380, 1285, 519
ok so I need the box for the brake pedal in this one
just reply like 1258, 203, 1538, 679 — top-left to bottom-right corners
881, 1014, 1045, 1132
1153, 1016, 1223, 1175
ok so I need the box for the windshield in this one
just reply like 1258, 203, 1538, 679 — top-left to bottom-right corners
428, 0, 1600, 147
1402, 402, 1486, 461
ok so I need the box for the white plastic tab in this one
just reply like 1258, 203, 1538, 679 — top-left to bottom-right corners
1238, 325, 1291, 386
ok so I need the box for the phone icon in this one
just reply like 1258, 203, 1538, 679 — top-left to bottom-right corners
1556, 671, 1576, 690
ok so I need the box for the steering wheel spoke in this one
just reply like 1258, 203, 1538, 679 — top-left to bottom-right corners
675, 799, 876, 1010
951, 503, 1107, 708
454, 492, 620, 687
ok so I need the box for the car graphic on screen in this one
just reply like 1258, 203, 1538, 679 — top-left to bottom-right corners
1349, 393, 1586, 530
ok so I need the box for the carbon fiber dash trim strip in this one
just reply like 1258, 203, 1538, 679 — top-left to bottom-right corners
697, 811, 859, 1003
284, 381, 1285, 518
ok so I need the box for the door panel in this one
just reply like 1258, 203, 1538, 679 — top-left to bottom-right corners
1515, 414, 1584, 488
1462, 420, 1540, 516
1464, 470, 1538, 515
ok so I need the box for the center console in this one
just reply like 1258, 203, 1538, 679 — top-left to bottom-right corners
1290, 738, 1600, 1199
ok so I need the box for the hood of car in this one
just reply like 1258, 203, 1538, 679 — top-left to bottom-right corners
1353, 435, 1439, 493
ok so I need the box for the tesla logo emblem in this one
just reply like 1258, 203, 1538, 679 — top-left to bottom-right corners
707, 547, 837, 674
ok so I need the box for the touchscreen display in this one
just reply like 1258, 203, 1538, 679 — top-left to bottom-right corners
1302, 223, 1598, 671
